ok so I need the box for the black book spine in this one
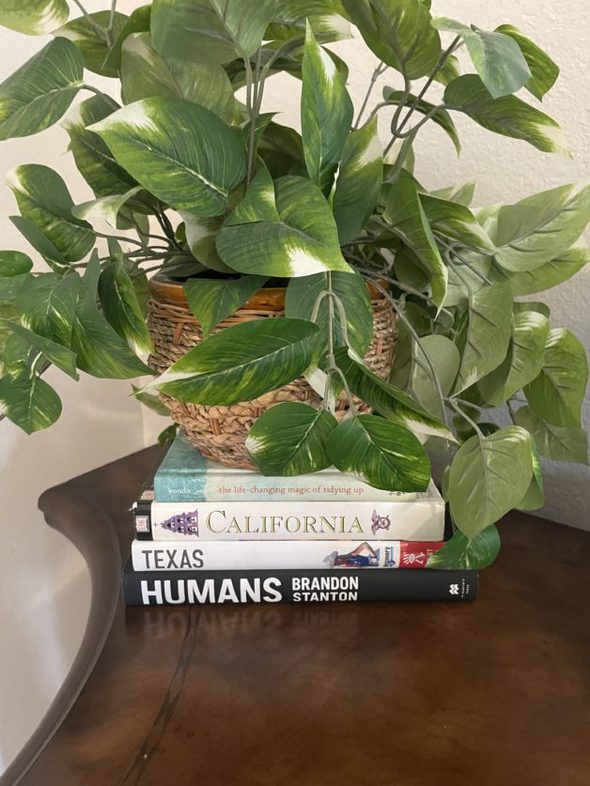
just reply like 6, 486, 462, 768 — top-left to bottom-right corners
122, 563, 478, 605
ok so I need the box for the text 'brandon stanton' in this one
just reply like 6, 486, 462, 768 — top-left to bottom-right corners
139, 575, 360, 605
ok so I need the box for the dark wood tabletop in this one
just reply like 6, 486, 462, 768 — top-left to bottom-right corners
4, 446, 590, 786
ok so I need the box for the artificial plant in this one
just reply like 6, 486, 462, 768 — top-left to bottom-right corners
0, 0, 588, 568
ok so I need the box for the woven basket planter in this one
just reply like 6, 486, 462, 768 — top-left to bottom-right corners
147, 275, 397, 469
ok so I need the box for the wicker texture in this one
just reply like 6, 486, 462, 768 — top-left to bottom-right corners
147, 286, 396, 469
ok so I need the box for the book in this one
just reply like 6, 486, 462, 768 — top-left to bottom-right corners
130, 539, 445, 572
154, 432, 435, 503
133, 484, 445, 542
122, 563, 478, 605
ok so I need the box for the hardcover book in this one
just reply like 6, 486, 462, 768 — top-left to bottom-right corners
133, 484, 445, 543
122, 563, 478, 605
154, 433, 436, 503
130, 539, 445, 572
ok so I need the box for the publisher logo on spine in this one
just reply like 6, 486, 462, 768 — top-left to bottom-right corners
448, 583, 460, 596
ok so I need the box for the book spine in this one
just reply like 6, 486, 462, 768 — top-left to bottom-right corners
154, 471, 430, 503
134, 499, 445, 542
122, 566, 478, 605
131, 539, 445, 572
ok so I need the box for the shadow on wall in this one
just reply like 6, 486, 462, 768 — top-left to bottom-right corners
0, 368, 144, 774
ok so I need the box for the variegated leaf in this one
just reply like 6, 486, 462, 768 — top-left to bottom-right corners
0, 371, 62, 433
334, 346, 455, 441
491, 184, 590, 272
64, 95, 138, 198
495, 24, 559, 101
333, 117, 383, 245
216, 169, 351, 277
247, 402, 338, 475
0, 0, 68, 36
151, 0, 276, 63
434, 18, 530, 98
153, 317, 321, 405
326, 414, 431, 492
445, 75, 568, 156
90, 97, 247, 215
8, 164, 95, 263
341, 0, 441, 79
453, 282, 513, 394
121, 33, 236, 123
382, 172, 447, 308
0, 38, 84, 140
301, 22, 353, 192
55, 11, 127, 77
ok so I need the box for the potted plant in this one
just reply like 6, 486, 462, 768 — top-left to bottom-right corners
0, 0, 587, 569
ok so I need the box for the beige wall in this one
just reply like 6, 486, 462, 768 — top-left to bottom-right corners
1, 0, 589, 774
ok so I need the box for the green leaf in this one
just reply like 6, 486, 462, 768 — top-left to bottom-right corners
270, 2, 351, 43
9, 215, 69, 273
285, 270, 373, 358
2, 320, 78, 379
495, 24, 559, 101
0, 38, 83, 140
453, 282, 513, 394
326, 414, 431, 492
334, 347, 455, 441
524, 328, 588, 427
478, 308, 549, 406
71, 256, 152, 379
382, 88, 461, 155
131, 383, 169, 417
513, 405, 588, 465
98, 245, 153, 354
216, 170, 351, 277
0, 250, 33, 277
0, 372, 61, 434
301, 22, 353, 192
55, 11, 127, 77
8, 164, 95, 263
0, 0, 68, 35
432, 181, 475, 207
103, 4, 151, 72
90, 97, 247, 215
491, 184, 590, 272
64, 95, 138, 198
444, 74, 568, 155
181, 213, 234, 273
247, 401, 338, 475
420, 193, 496, 252
72, 186, 147, 230
448, 426, 534, 536
184, 275, 267, 336
497, 246, 590, 296
153, 317, 320, 405
517, 440, 545, 511
434, 18, 530, 98
120, 33, 236, 123
151, 0, 276, 64
390, 328, 460, 419
15, 272, 79, 346
341, 0, 441, 79
382, 172, 447, 308
333, 117, 383, 244
427, 525, 501, 569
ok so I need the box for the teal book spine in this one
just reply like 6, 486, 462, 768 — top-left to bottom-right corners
153, 433, 434, 504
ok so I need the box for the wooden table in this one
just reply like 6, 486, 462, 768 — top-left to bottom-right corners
4, 447, 590, 786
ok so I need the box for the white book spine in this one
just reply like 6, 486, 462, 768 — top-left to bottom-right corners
140, 495, 445, 542
131, 539, 444, 571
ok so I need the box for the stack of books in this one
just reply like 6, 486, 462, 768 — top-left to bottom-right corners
123, 433, 478, 606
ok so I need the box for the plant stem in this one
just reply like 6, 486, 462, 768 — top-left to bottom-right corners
447, 398, 484, 439
71, 0, 110, 42
368, 278, 453, 432
354, 60, 387, 129
395, 35, 461, 138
